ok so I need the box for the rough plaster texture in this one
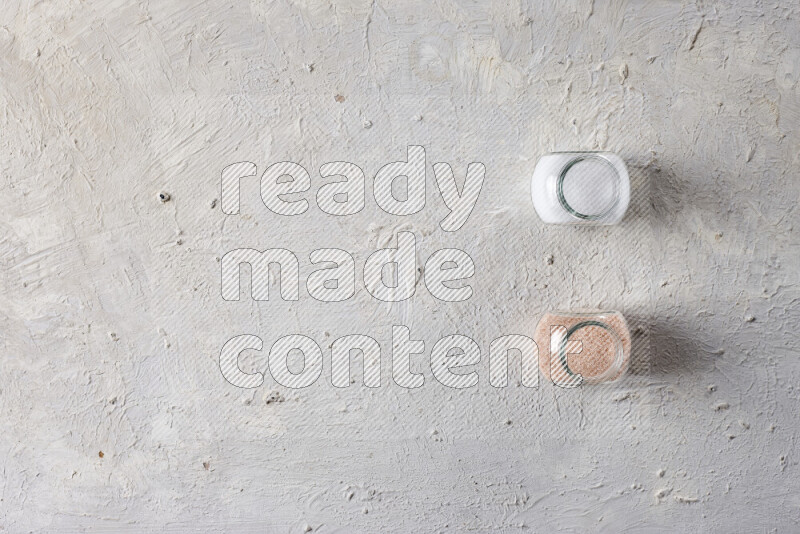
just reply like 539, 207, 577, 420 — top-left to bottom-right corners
1, 0, 799, 532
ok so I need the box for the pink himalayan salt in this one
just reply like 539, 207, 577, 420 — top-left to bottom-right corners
534, 311, 631, 384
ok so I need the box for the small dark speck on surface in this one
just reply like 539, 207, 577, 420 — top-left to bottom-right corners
265, 391, 285, 405
98, 451, 104, 458
158, 192, 171, 202
334, 94, 345, 103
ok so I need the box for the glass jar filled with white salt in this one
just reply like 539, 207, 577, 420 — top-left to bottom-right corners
534, 310, 631, 386
531, 152, 630, 224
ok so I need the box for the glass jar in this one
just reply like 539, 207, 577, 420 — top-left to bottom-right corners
531, 152, 630, 224
534, 310, 631, 386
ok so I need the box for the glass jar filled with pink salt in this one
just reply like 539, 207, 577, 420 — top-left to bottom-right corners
534, 311, 631, 386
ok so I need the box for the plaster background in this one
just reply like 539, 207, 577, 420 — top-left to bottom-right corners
1, 0, 799, 532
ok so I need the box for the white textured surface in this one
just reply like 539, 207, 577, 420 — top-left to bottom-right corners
1, 1, 799, 532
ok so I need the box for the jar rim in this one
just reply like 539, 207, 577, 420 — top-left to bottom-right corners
556, 155, 621, 221
557, 320, 626, 382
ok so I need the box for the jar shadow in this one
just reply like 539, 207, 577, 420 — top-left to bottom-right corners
623, 313, 718, 378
